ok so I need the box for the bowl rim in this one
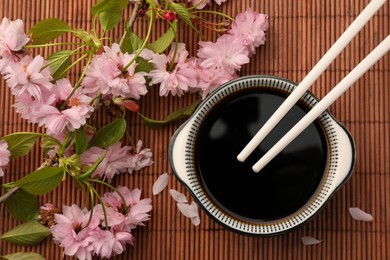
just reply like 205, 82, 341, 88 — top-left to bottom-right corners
169, 75, 356, 236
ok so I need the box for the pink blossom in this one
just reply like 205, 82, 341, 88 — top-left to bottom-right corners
229, 8, 268, 55
196, 65, 235, 99
36, 78, 93, 135
198, 34, 249, 74
0, 140, 11, 177
148, 43, 197, 96
128, 140, 153, 173
80, 142, 131, 182
102, 186, 152, 229
82, 43, 147, 99
50, 205, 97, 260
4, 55, 52, 101
88, 228, 134, 258
0, 17, 29, 73
12, 92, 55, 124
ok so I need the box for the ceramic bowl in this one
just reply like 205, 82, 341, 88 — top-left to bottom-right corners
169, 75, 355, 236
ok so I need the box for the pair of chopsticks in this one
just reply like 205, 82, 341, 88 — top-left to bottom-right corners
237, 0, 390, 173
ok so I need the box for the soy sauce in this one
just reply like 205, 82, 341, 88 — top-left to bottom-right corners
195, 88, 328, 221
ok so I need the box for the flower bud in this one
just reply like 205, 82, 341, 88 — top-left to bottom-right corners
164, 12, 176, 22
113, 98, 140, 112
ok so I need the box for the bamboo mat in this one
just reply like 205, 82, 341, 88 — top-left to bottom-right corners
0, 0, 390, 259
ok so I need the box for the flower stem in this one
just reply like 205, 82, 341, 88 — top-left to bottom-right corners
56, 53, 88, 83
125, 129, 136, 149
88, 183, 109, 228
41, 45, 86, 71
25, 42, 82, 48
121, 9, 154, 72
119, 0, 144, 47
88, 178, 128, 212
60, 53, 93, 110
168, 23, 179, 71
190, 10, 234, 21
85, 187, 95, 227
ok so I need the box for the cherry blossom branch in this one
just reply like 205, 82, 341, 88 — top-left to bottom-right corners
119, 0, 144, 47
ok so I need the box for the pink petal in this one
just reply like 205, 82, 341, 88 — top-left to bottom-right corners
349, 207, 374, 222
169, 189, 187, 203
176, 203, 198, 218
189, 201, 201, 226
190, 215, 201, 226
152, 173, 169, 195
301, 236, 322, 245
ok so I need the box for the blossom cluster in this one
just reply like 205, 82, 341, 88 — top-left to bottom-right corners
49, 186, 152, 259
148, 8, 268, 99
0, 18, 94, 136
0, 7, 268, 137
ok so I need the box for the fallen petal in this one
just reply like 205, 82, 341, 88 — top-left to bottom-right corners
152, 173, 169, 195
191, 215, 201, 226
176, 203, 198, 218
301, 236, 322, 245
349, 207, 374, 222
189, 201, 201, 226
169, 189, 188, 203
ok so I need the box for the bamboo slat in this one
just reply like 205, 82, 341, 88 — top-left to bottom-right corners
0, 0, 389, 259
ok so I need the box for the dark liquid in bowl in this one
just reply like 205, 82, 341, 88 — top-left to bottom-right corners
195, 88, 328, 221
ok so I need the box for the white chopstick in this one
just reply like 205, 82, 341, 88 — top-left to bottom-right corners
237, 0, 387, 162
252, 35, 390, 173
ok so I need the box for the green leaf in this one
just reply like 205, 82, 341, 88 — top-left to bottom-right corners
99, 11, 122, 31
147, 22, 177, 53
4, 167, 64, 195
29, 18, 72, 45
135, 57, 152, 73
140, 99, 201, 129
40, 136, 61, 150
89, 118, 126, 148
169, 3, 203, 37
46, 50, 72, 81
0, 133, 42, 159
5, 190, 39, 222
75, 128, 89, 155
92, 0, 128, 30
91, 0, 128, 15
1, 221, 51, 246
169, 3, 192, 25
1, 252, 45, 260
121, 32, 143, 54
